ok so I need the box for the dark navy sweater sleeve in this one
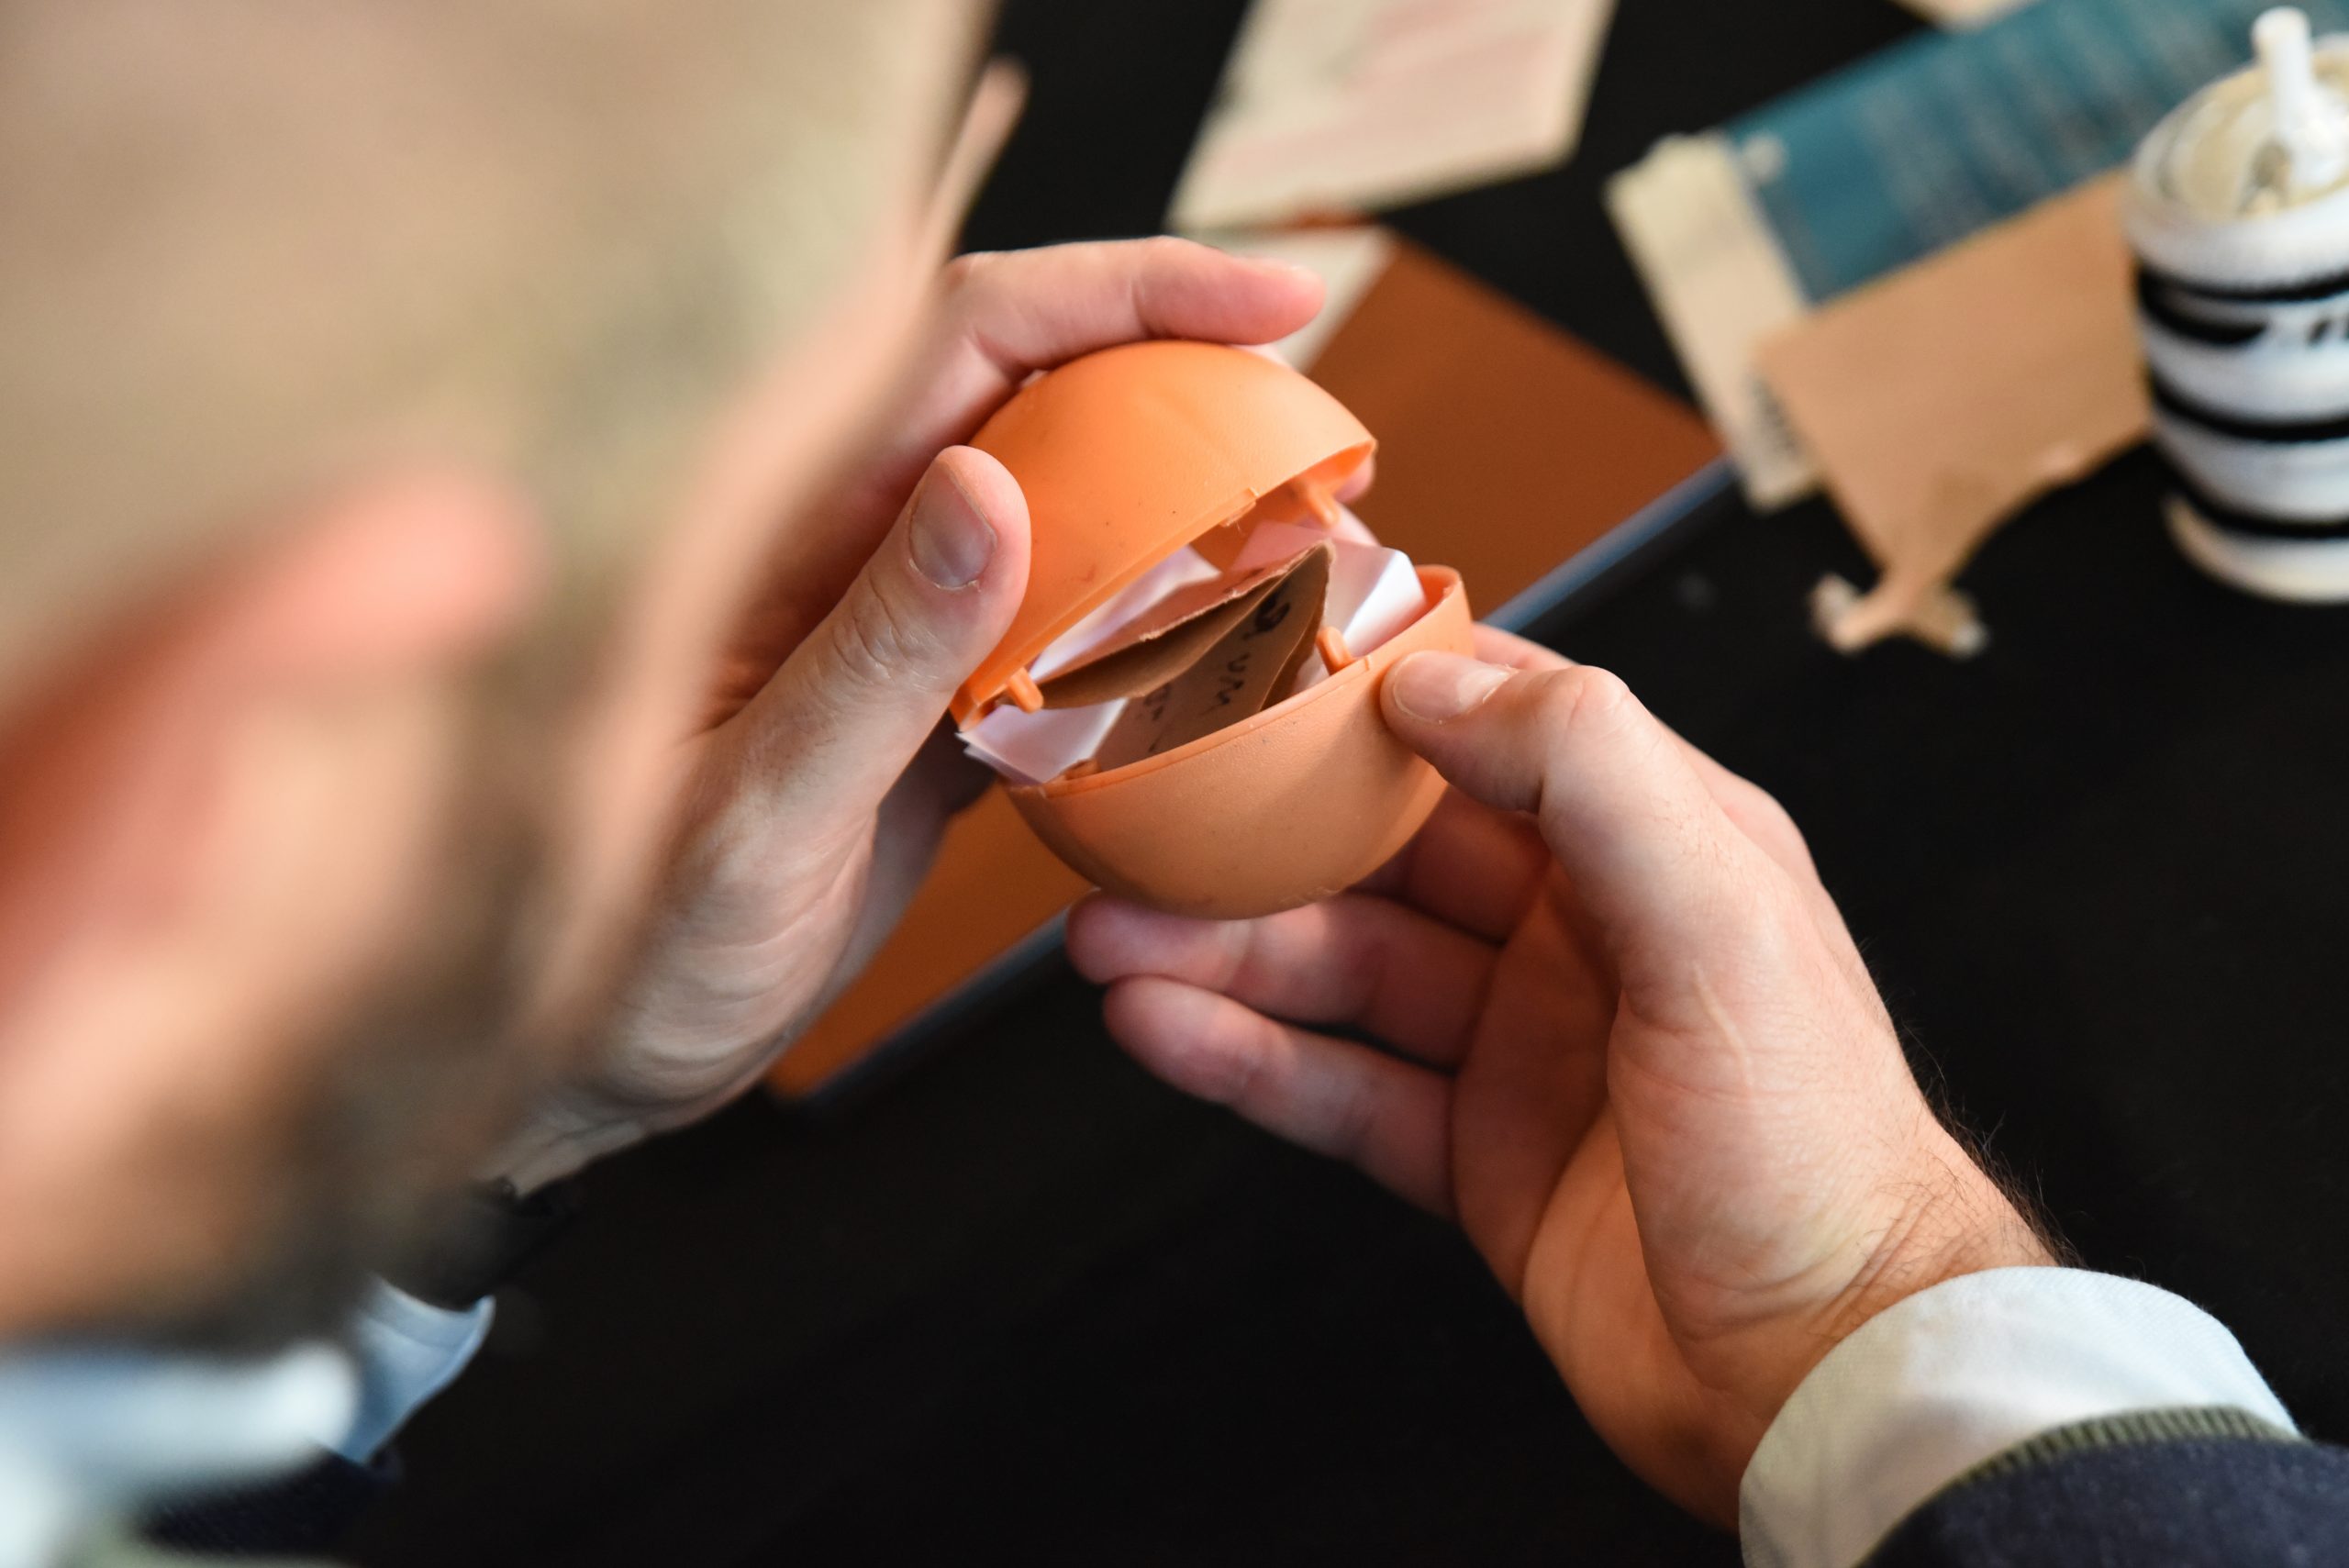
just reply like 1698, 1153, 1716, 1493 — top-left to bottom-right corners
142, 1447, 396, 1556
1865, 1407, 2344, 1567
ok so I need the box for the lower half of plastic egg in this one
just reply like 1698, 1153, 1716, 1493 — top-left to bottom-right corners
970, 550, 1474, 919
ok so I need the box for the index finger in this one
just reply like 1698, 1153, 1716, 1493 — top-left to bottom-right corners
846, 239, 1326, 517
1467, 626, 1816, 882
1381, 653, 1790, 1017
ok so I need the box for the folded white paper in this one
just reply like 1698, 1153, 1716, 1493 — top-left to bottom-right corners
963, 698, 1130, 786
1029, 547, 1225, 683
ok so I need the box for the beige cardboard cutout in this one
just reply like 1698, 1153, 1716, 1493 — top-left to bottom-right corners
1756, 174, 2148, 655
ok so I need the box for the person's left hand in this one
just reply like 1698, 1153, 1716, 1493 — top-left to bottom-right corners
1064, 628, 2054, 1520
494, 239, 1326, 1186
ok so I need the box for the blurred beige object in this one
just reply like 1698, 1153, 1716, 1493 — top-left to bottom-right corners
1196, 225, 1398, 368
1608, 133, 1818, 507
1895, 0, 2038, 25
1170, 0, 1617, 231
1757, 174, 2147, 655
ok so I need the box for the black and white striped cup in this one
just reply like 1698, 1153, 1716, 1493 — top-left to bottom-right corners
2131, 9, 2349, 600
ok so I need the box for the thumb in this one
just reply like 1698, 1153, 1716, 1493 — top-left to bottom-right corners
1380, 651, 1790, 996
729, 445, 1030, 831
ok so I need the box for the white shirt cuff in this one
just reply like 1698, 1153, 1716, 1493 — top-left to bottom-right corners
312, 1279, 494, 1462
1739, 1266, 2294, 1568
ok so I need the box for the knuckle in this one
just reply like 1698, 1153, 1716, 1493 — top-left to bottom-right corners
1685, 832, 1769, 928
939, 249, 1001, 301
1736, 865, 1829, 978
1134, 233, 1204, 270
1196, 1028, 1269, 1110
1730, 787, 1823, 885
1744, 862, 1811, 940
826, 581, 931, 693
1527, 665, 1638, 773
1733, 779, 1809, 851
1323, 1071, 1384, 1167
1538, 664, 1637, 734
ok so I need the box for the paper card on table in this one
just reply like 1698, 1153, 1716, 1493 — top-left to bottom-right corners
1038, 540, 1319, 709
1095, 545, 1330, 772
1171, 0, 1618, 231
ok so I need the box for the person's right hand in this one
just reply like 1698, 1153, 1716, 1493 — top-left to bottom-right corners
482, 239, 1328, 1193
1064, 628, 2054, 1523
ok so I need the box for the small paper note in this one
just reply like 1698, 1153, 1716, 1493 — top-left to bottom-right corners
1095, 545, 1332, 772
1039, 540, 1319, 709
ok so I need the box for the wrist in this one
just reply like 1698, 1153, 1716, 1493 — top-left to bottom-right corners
1696, 1126, 2058, 1453
1740, 1268, 2295, 1568
1811, 1128, 2058, 1373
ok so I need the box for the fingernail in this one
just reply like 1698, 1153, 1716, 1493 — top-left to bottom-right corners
1389, 652, 1508, 721
909, 464, 996, 589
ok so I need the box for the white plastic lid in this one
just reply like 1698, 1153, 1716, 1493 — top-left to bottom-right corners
2130, 8, 2349, 284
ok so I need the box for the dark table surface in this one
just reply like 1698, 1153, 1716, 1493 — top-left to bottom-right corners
349, 3, 2349, 1564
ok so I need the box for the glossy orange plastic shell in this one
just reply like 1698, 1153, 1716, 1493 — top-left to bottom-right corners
1010, 568, 1471, 917
964, 340, 1471, 919
956, 340, 1375, 725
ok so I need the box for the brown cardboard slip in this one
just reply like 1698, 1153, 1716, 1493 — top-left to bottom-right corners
1094, 545, 1331, 771
1038, 539, 1319, 709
